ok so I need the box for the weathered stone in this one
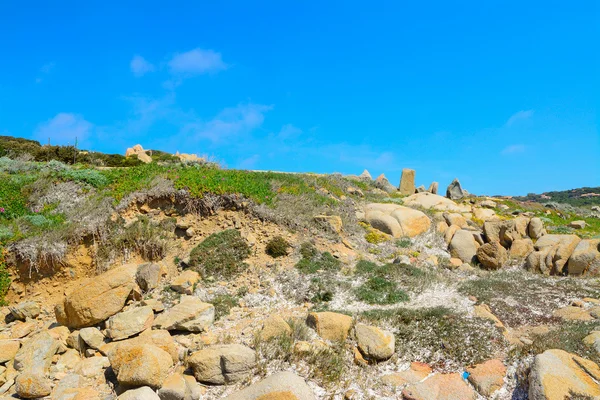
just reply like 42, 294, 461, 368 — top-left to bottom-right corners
449, 230, 479, 263
510, 238, 534, 258
552, 306, 593, 321
170, 271, 200, 295
365, 204, 430, 238
109, 343, 173, 388
125, 144, 152, 164
390, 208, 431, 237
136, 263, 162, 292
583, 331, 600, 355
436, 220, 449, 234
374, 174, 397, 193
188, 344, 256, 385
306, 311, 353, 341
483, 219, 528, 248
403, 192, 461, 212
569, 220, 586, 229
66, 330, 86, 352
14, 331, 59, 373
443, 213, 467, 228
567, 239, 600, 276
466, 359, 506, 397
480, 200, 497, 209
529, 349, 600, 400
15, 371, 51, 399
51, 373, 100, 400
314, 215, 343, 234
54, 349, 81, 372
399, 168, 416, 195
444, 224, 460, 245
118, 386, 161, 400
10, 321, 36, 339
528, 217, 546, 240
79, 327, 105, 350
476, 241, 508, 270
152, 296, 214, 332
142, 299, 165, 313
402, 372, 477, 400
415, 185, 426, 193
427, 182, 438, 194
157, 373, 190, 400
59, 264, 138, 328
0, 340, 20, 364
9, 301, 40, 321
106, 306, 154, 341
105, 329, 179, 368
259, 315, 292, 341
359, 170, 372, 180
527, 234, 581, 275
473, 207, 498, 222
74, 356, 110, 378
354, 324, 394, 361
223, 371, 315, 400
381, 362, 432, 387
446, 178, 466, 200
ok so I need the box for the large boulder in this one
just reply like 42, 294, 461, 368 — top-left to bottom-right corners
403, 192, 461, 212
56, 264, 138, 328
529, 349, 600, 400
104, 329, 179, 365
466, 359, 506, 397
483, 218, 528, 248
526, 234, 581, 275
224, 371, 315, 400
446, 178, 466, 200
152, 296, 214, 332
188, 344, 256, 385
354, 324, 395, 361
476, 241, 508, 270
449, 230, 479, 263
108, 343, 173, 388
259, 314, 292, 341
567, 239, 600, 276
106, 306, 154, 341
14, 331, 59, 373
510, 238, 534, 259
157, 373, 201, 400
399, 168, 416, 195
15, 371, 52, 399
365, 204, 430, 238
528, 217, 546, 240
306, 311, 353, 341
125, 144, 152, 163
402, 372, 477, 400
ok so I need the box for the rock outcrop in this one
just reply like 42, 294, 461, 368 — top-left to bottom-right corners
365, 203, 431, 238
125, 144, 152, 163
399, 168, 416, 195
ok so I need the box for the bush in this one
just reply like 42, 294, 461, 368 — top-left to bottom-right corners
189, 229, 251, 279
295, 242, 341, 274
210, 294, 239, 320
111, 217, 169, 261
265, 236, 291, 258
356, 276, 409, 304
0, 245, 10, 305
60, 169, 108, 188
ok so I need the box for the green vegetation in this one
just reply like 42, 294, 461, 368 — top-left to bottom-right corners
106, 217, 170, 262
295, 242, 341, 274
265, 235, 291, 258
356, 276, 409, 304
0, 245, 10, 305
396, 237, 412, 248
515, 187, 600, 207
189, 229, 251, 279
361, 306, 505, 367
211, 294, 240, 320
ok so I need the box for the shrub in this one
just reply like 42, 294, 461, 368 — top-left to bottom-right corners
60, 169, 108, 188
396, 237, 412, 248
295, 242, 341, 274
189, 229, 251, 279
265, 236, 291, 258
356, 276, 409, 304
365, 229, 389, 244
111, 217, 169, 261
210, 294, 239, 320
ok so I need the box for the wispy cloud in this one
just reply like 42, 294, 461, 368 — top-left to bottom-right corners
34, 113, 93, 146
168, 48, 227, 76
505, 110, 533, 126
501, 144, 526, 155
36, 62, 56, 83
182, 103, 272, 142
130, 55, 155, 77
238, 154, 260, 169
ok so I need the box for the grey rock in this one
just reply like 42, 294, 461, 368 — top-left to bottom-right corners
106, 306, 154, 341
446, 178, 466, 200
9, 301, 40, 321
188, 344, 256, 385
14, 331, 59, 373
428, 182, 439, 194
136, 263, 162, 292
152, 296, 214, 333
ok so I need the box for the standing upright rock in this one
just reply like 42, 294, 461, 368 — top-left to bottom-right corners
359, 169, 372, 180
428, 182, 439, 194
375, 174, 397, 193
446, 178, 466, 200
399, 169, 416, 195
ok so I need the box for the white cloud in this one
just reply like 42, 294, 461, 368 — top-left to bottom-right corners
168, 48, 227, 76
182, 103, 272, 142
130, 55, 155, 77
505, 110, 533, 126
34, 113, 93, 146
501, 144, 526, 155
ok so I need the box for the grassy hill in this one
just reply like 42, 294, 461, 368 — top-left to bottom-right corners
514, 187, 600, 207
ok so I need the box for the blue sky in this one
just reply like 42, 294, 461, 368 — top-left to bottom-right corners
0, 1, 597, 196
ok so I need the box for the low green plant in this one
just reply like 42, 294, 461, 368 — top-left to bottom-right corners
295, 242, 341, 274
356, 276, 409, 304
110, 217, 169, 261
189, 229, 251, 279
265, 236, 291, 258
0, 245, 10, 305
396, 237, 411, 248
60, 168, 108, 188
211, 294, 240, 320
365, 229, 389, 244
304, 343, 346, 386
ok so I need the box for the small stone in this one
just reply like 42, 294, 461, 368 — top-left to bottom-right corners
381, 362, 432, 387
136, 263, 163, 292
188, 344, 256, 385
152, 296, 214, 332
15, 371, 52, 399
170, 271, 200, 295
354, 323, 395, 361
9, 301, 40, 321
118, 386, 161, 400
306, 312, 353, 342
466, 359, 506, 397
569, 220, 586, 229
223, 371, 315, 400
259, 315, 292, 341
0, 340, 20, 363
106, 306, 154, 341
79, 327, 105, 350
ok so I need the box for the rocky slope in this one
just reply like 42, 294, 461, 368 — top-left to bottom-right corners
0, 151, 600, 399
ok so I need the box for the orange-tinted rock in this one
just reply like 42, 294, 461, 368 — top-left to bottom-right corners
466, 359, 506, 396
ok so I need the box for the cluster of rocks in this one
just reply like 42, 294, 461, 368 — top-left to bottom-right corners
362, 191, 600, 276
356, 168, 468, 201
125, 144, 205, 164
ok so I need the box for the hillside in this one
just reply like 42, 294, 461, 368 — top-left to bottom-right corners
0, 136, 600, 399
514, 187, 600, 207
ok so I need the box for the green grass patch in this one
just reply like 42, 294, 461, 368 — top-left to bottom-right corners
265, 236, 291, 258
211, 294, 240, 321
189, 229, 251, 279
356, 276, 409, 304
295, 242, 341, 274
